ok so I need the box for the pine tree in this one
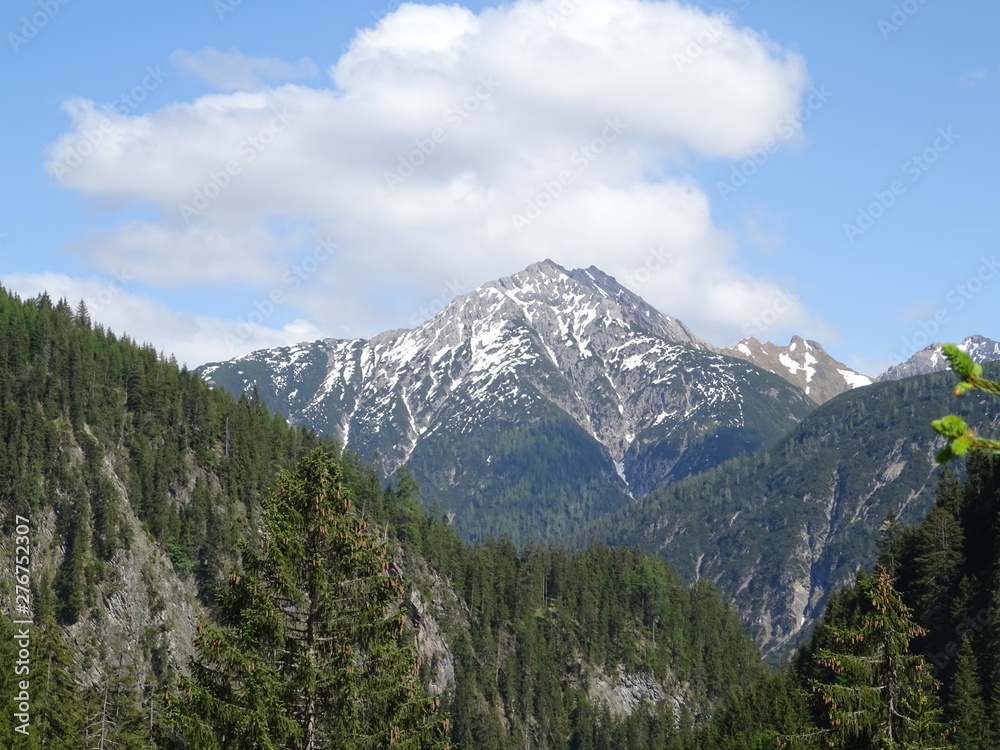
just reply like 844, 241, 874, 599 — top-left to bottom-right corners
56, 494, 96, 624
948, 636, 988, 750
165, 447, 450, 749
911, 506, 963, 634
30, 620, 87, 749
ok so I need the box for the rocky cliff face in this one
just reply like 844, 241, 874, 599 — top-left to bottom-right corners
0, 444, 206, 693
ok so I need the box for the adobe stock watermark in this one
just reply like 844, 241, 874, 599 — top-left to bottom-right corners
50, 65, 170, 183
741, 289, 798, 338
674, 11, 733, 70
620, 246, 673, 291
214, 0, 252, 21
178, 107, 294, 223
843, 126, 959, 244
717, 84, 833, 200
884, 255, 999, 368
407, 278, 468, 327
343, 0, 404, 51
90, 268, 134, 315
225, 235, 338, 347
10, 514, 33, 736
510, 116, 628, 233
384, 75, 501, 191
8, 0, 71, 54
547, 0, 585, 28
928, 604, 994, 677
878, 0, 932, 40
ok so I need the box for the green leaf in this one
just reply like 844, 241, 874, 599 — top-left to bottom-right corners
931, 415, 969, 439
935, 446, 957, 463
951, 436, 971, 456
942, 344, 975, 378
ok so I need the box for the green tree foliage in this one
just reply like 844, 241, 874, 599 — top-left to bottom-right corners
165, 448, 449, 749
404, 520, 769, 750
947, 637, 988, 750
0, 286, 329, 746
28, 284, 1000, 749
0, 284, 774, 749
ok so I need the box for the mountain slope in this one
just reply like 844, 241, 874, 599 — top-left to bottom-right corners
878, 334, 1000, 381
200, 260, 816, 542
722, 336, 872, 404
586, 363, 1000, 658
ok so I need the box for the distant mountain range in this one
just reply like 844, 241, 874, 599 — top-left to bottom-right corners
199, 260, 1000, 545
877, 334, 1000, 381
200, 260, 815, 542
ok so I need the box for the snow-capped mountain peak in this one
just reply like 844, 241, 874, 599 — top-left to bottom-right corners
199, 261, 814, 541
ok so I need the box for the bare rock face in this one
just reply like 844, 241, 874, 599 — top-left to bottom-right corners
585, 663, 695, 725
722, 336, 872, 404
408, 585, 457, 698
586, 665, 665, 716
877, 334, 1000, 382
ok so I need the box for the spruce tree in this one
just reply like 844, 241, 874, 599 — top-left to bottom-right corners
787, 566, 950, 749
948, 636, 988, 750
30, 620, 87, 749
165, 447, 449, 749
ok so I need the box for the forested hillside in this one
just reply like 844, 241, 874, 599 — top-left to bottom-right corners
0, 288, 329, 747
679, 453, 1000, 749
0, 286, 772, 747
790, 453, 1000, 747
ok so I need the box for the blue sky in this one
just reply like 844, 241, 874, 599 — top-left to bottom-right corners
1, 0, 997, 374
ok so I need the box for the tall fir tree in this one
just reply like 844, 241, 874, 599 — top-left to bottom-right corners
784, 566, 950, 749
164, 447, 449, 749
947, 636, 988, 750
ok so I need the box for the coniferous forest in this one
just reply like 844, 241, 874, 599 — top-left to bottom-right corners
1, 284, 999, 748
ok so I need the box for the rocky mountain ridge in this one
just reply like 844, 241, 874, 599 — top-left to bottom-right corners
200, 260, 815, 541
721, 335, 872, 404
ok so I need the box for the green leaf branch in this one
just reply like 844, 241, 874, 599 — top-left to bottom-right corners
932, 344, 1000, 461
